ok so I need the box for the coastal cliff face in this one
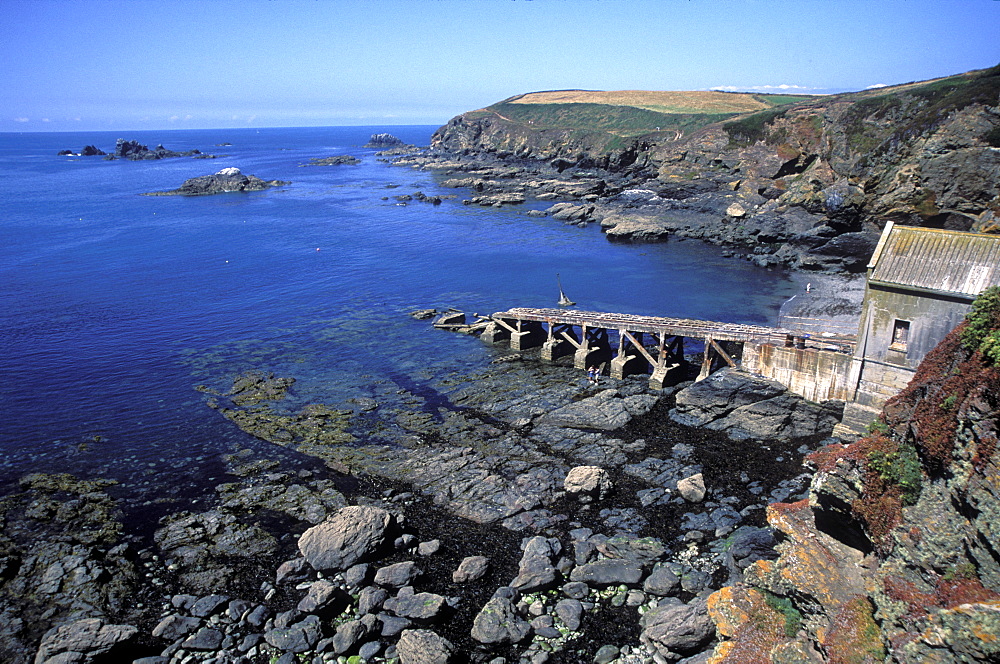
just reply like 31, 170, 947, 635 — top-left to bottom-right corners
429, 66, 1000, 271
706, 288, 1000, 662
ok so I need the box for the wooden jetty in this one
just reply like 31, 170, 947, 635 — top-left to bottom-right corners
483, 307, 802, 389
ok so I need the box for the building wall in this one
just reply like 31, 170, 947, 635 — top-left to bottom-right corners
858, 284, 971, 370
742, 343, 853, 403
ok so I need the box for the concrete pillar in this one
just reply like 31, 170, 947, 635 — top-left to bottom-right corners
541, 337, 574, 362
480, 321, 511, 346
649, 362, 687, 390
610, 353, 648, 379
510, 320, 545, 351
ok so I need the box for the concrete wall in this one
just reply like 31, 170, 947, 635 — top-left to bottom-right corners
742, 343, 853, 403
859, 284, 971, 370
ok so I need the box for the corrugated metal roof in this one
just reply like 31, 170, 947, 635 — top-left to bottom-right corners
870, 224, 1000, 297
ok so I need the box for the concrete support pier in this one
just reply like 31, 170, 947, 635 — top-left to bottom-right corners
610, 330, 648, 379
541, 323, 577, 362
480, 321, 511, 345
510, 320, 545, 351
573, 326, 612, 370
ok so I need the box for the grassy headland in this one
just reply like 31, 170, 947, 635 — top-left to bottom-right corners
473, 89, 815, 141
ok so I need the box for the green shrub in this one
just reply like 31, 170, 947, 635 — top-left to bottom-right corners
866, 437, 923, 506
866, 419, 890, 435
961, 286, 1000, 362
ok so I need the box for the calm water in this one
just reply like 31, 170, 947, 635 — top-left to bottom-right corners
0, 126, 798, 500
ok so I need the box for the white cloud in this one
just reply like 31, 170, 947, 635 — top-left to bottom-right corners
13, 117, 29, 123
710, 84, 823, 93
168, 115, 180, 123
41, 118, 50, 123
866, 83, 889, 89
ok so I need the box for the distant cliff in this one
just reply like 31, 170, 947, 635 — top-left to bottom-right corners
430, 66, 1000, 268
706, 287, 1000, 662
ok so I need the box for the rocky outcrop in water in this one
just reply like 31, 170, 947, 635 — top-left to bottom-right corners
57, 145, 106, 156
107, 138, 211, 160
301, 154, 361, 166
145, 167, 290, 196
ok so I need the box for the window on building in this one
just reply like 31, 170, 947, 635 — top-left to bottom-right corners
890, 319, 910, 351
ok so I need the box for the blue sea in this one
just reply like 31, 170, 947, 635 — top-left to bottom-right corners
0, 125, 798, 505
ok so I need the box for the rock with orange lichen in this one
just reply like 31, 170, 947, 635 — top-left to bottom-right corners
898, 600, 1000, 662
822, 595, 885, 663
706, 586, 786, 662
762, 500, 870, 614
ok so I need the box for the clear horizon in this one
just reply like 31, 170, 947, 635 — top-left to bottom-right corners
4, 0, 999, 133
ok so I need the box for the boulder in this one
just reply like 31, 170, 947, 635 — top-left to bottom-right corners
470, 593, 532, 645
569, 559, 644, 587
182, 627, 224, 651
296, 579, 343, 613
396, 629, 455, 664
34, 618, 138, 664
511, 536, 560, 593
374, 561, 422, 588
264, 615, 322, 653
554, 599, 583, 631
298, 505, 398, 572
332, 618, 373, 655
677, 473, 706, 503
643, 564, 680, 597
563, 466, 613, 502
453, 555, 490, 583
640, 596, 714, 659
669, 368, 786, 428
602, 215, 672, 242
151, 614, 201, 641
383, 588, 448, 621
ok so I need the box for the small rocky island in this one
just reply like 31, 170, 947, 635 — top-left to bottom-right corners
59, 138, 213, 160
301, 155, 362, 167
144, 167, 290, 196
366, 133, 419, 156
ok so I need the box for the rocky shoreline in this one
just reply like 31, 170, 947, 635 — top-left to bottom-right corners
2, 314, 850, 664
389, 150, 879, 274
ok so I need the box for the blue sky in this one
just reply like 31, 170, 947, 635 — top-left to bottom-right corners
3, 0, 999, 132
